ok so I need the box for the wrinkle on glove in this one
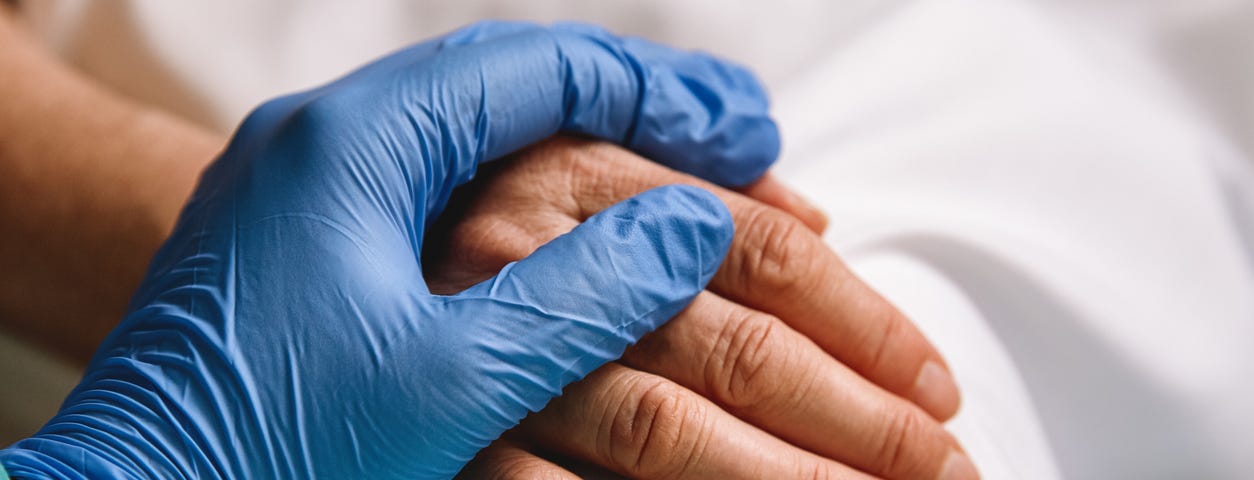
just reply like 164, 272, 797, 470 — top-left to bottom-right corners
0, 21, 775, 480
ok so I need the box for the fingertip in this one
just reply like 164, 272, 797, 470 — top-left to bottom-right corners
537, 23, 782, 187
708, 115, 782, 187
611, 33, 780, 187
632, 66, 780, 187
618, 35, 772, 109
637, 184, 735, 277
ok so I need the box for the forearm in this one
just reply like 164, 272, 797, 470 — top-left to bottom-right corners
0, 10, 225, 363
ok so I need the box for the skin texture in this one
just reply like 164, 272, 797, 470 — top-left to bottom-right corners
430, 138, 973, 480
0, 8, 971, 479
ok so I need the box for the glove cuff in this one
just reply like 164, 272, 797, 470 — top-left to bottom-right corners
0, 437, 139, 480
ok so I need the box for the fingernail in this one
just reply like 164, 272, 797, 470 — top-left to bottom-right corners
939, 450, 980, 480
910, 360, 961, 420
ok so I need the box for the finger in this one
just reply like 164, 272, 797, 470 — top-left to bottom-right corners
292, 20, 777, 232
428, 139, 958, 418
526, 139, 960, 420
594, 28, 781, 186
521, 363, 875, 480
623, 292, 976, 479
736, 172, 828, 233
705, 186, 961, 419
456, 441, 580, 480
429, 185, 731, 461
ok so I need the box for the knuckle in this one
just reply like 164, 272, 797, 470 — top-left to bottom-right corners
284, 93, 358, 136
712, 309, 788, 410
873, 407, 929, 477
235, 94, 309, 148
864, 303, 913, 382
256, 93, 364, 170
239, 97, 289, 132
607, 378, 711, 479
733, 206, 816, 294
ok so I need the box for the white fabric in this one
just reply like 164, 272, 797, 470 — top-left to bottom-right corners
4, 0, 1252, 477
774, 1, 1254, 477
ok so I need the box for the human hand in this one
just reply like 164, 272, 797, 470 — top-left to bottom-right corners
0, 21, 781, 479
433, 138, 975, 480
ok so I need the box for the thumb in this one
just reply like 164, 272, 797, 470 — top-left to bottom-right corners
431, 185, 731, 452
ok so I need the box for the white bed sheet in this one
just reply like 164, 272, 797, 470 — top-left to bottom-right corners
773, 0, 1254, 477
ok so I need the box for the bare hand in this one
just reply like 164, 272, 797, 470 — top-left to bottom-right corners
431, 138, 975, 480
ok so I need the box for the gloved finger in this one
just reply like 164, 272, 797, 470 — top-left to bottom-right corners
433, 138, 960, 420
519, 363, 876, 480
612, 33, 770, 102
623, 292, 974, 480
456, 441, 581, 480
312, 20, 777, 229
428, 185, 732, 458
550, 23, 780, 186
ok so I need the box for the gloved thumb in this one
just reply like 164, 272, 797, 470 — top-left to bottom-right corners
422, 185, 732, 471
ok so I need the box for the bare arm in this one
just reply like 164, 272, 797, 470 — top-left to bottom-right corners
0, 7, 224, 362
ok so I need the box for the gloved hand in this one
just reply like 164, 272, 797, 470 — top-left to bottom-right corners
0, 21, 778, 479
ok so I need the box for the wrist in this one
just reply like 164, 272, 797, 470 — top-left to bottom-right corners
1, 436, 138, 480
0, 371, 211, 480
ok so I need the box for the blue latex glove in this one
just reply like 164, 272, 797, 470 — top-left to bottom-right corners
0, 21, 778, 479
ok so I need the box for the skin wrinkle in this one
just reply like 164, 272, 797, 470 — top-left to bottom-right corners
2, 15, 792, 476
434, 138, 970, 479
608, 373, 706, 479
728, 203, 817, 299
576, 143, 667, 219
876, 406, 923, 478
695, 297, 738, 409
623, 379, 671, 474
595, 369, 638, 468
539, 141, 839, 334
669, 386, 714, 480
558, 145, 587, 220
713, 305, 778, 411
866, 305, 913, 392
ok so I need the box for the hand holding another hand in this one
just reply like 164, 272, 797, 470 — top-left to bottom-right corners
0, 21, 781, 479
436, 138, 976, 480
